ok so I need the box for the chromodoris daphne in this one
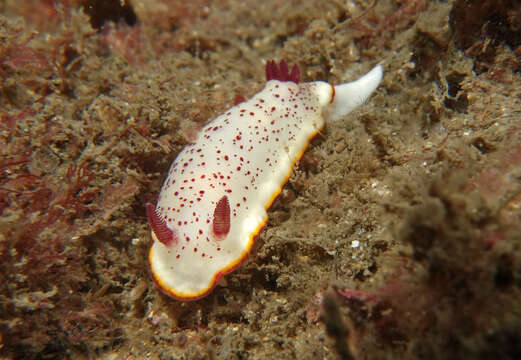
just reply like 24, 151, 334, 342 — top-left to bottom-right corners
148, 60, 383, 300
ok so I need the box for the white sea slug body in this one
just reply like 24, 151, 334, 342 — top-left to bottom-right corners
148, 60, 383, 300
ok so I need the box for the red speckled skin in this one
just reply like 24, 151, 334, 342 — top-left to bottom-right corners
148, 62, 333, 299
148, 61, 384, 300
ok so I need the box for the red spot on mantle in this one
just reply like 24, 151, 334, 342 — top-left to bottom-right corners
147, 203, 177, 247
212, 195, 230, 240
233, 94, 246, 105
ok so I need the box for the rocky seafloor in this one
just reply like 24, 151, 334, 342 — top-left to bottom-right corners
1, 0, 520, 359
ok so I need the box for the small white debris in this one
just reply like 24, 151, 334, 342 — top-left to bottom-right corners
351, 240, 360, 248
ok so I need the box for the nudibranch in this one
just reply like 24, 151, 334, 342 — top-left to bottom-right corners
148, 60, 383, 300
